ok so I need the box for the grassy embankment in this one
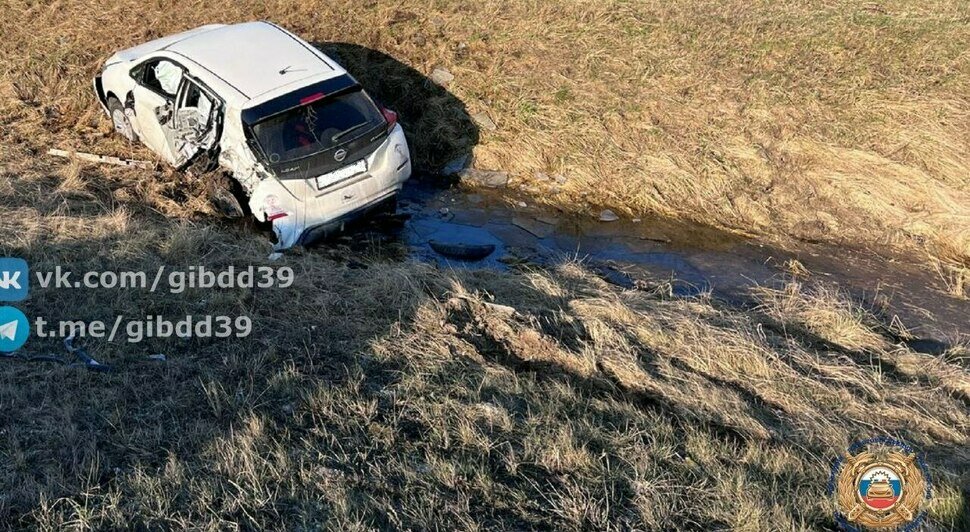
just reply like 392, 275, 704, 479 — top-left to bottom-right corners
0, 0, 968, 529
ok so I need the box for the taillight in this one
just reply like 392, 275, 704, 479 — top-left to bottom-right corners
381, 107, 398, 131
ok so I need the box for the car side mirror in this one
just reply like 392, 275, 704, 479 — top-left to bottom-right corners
155, 101, 173, 125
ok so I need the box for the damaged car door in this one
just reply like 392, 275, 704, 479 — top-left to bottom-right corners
129, 58, 184, 164
166, 77, 221, 167
129, 58, 221, 167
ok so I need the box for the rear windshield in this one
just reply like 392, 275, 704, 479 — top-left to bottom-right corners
251, 89, 384, 164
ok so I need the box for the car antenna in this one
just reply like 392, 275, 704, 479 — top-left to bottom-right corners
279, 65, 306, 75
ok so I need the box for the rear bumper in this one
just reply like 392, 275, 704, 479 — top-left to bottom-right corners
297, 192, 398, 245
253, 124, 411, 250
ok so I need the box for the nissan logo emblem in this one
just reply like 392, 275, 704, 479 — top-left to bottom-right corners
334, 149, 347, 162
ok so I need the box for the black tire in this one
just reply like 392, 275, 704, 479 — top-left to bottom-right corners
106, 97, 137, 142
207, 173, 247, 219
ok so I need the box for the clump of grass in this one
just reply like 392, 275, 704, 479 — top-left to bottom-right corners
932, 258, 969, 299
754, 281, 890, 352
54, 160, 87, 195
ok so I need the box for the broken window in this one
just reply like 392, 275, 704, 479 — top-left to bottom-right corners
142, 60, 183, 98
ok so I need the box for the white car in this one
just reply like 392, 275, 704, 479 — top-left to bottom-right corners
95, 21, 412, 249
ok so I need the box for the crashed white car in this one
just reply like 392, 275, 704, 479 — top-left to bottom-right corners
95, 21, 412, 249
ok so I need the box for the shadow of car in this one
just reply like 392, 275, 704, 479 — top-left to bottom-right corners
312, 42, 479, 177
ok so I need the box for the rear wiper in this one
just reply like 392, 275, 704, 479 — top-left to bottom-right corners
331, 122, 369, 143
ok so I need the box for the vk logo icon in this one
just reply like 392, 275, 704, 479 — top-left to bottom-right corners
0, 306, 29, 352
0, 258, 28, 302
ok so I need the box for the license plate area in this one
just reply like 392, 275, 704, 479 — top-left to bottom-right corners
316, 159, 367, 190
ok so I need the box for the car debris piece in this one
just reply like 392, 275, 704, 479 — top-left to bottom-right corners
458, 168, 508, 188
471, 112, 497, 131
430, 67, 455, 86
483, 302, 518, 317
429, 240, 496, 261
512, 216, 555, 239
1, 335, 113, 372
48, 148, 153, 170
95, 22, 412, 251
441, 153, 471, 176
599, 209, 619, 222
451, 295, 519, 318
64, 335, 113, 372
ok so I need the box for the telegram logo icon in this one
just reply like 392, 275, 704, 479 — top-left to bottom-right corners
0, 306, 29, 352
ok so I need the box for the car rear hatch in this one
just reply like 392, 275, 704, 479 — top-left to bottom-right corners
242, 75, 391, 189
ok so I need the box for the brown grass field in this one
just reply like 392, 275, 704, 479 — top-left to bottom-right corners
1, 0, 969, 530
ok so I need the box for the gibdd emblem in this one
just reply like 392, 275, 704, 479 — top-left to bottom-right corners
829, 438, 931, 531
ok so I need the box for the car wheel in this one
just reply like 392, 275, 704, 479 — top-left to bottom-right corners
207, 173, 246, 219
107, 97, 137, 142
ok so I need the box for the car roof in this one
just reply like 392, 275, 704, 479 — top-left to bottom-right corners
160, 22, 345, 100
110, 25, 224, 63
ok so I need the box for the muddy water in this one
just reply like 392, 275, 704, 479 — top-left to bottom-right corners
331, 182, 967, 344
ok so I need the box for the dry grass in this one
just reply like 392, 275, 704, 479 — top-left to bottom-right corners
1, 0, 969, 529
0, 153, 968, 528
933, 258, 969, 299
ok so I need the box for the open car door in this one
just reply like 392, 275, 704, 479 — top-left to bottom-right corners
129, 61, 222, 168
131, 84, 180, 164
165, 76, 222, 168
